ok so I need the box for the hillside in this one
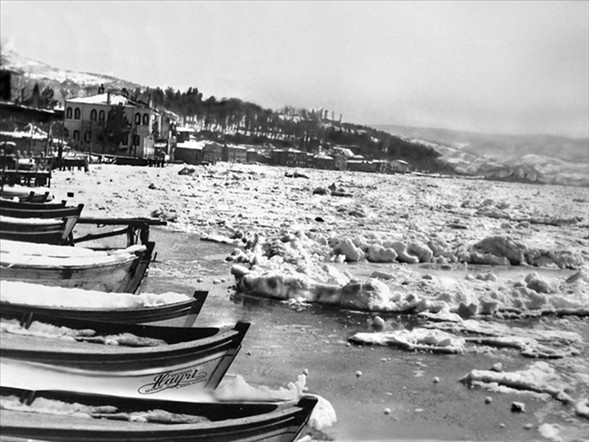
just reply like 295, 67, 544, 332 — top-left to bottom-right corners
374, 124, 589, 163
1, 48, 141, 103
1, 49, 451, 173
375, 124, 589, 187
2, 48, 586, 185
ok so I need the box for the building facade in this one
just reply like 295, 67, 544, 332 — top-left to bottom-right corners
389, 159, 412, 173
64, 92, 174, 159
334, 153, 347, 171
313, 154, 335, 170
271, 148, 307, 168
222, 144, 247, 163
174, 140, 204, 165
202, 142, 223, 163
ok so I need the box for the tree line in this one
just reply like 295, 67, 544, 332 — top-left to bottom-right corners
2, 72, 449, 171
139, 85, 447, 171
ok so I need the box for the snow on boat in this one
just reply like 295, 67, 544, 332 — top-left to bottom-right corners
0, 185, 52, 203
0, 312, 250, 402
0, 239, 154, 293
0, 214, 78, 245
0, 281, 208, 328
0, 201, 83, 245
0, 197, 66, 210
0, 386, 317, 442
0, 202, 83, 220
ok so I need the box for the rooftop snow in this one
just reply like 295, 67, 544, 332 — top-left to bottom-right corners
67, 93, 130, 106
176, 140, 206, 150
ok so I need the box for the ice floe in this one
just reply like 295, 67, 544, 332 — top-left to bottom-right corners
349, 328, 465, 354
460, 361, 575, 404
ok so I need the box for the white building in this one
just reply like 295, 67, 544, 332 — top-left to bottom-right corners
64, 92, 174, 159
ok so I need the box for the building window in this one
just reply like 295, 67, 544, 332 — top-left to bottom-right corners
143, 114, 149, 126
134, 113, 141, 125
121, 135, 128, 146
66, 107, 73, 119
133, 134, 140, 146
73, 130, 80, 141
98, 110, 105, 121
90, 109, 97, 121
84, 131, 92, 143
74, 108, 81, 120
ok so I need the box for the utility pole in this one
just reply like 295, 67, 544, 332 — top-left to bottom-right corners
45, 120, 52, 157
89, 119, 93, 158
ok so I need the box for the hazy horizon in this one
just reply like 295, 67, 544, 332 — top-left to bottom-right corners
1, 1, 588, 138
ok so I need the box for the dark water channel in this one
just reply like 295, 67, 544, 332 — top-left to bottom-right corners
139, 227, 589, 441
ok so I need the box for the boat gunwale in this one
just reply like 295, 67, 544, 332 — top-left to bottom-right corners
0, 320, 249, 358
0, 387, 317, 441
0, 204, 84, 219
0, 252, 139, 270
0, 289, 208, 324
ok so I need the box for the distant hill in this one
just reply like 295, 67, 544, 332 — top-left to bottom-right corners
373, 124, 589, 163
2, 48, 587, 185
1, 48, 451, 173
374, 124, 589, 187
1, 48, 142, 101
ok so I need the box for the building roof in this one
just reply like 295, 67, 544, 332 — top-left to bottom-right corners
332, 146, 356, 157
273, 147, 304, 154
176, 140, 205, 150
67, 93, 127, 106
203, 141, 223, 149
66, 93, 130, 106
0, 101, 63, 123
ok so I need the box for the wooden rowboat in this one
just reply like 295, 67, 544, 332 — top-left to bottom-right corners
0, 203, 83, 245
0, 386, 317, 442
0, 281, 208, 328
0, 313, 250, 402
0, 202, 82, 219
0, 239, 154, 293
0, 185, 53, 203
0, 197, 66, 210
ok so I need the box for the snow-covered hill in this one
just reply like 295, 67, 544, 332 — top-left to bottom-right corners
2, 48, 586, 186
2, 49, 141, 93
376, 124, 589, 187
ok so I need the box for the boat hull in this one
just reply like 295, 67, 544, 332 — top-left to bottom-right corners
0, 198, 66, 210
1, 354, 235, 402
0, 387, 317, 442
0, 204, 83, 245
0, 289, 208, 328
0, 315, 249, 401
0, 187, 52, 203
0, 242, 154, 293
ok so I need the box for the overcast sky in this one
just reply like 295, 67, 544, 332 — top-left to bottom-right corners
1, 1, 588, 137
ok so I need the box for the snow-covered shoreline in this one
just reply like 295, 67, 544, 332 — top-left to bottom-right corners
45, 162, 588, 316
45, 161, 588, 433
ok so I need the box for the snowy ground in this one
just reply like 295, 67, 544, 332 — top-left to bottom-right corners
46, 162, 588, 441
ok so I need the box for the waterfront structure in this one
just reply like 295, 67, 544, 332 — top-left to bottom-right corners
64, 91, 175, 160
202, 142, 223, 163
271, 148, 307, 168
389, 159, 412, 173
222, 144, 247, 163
174, 139, 204, 164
